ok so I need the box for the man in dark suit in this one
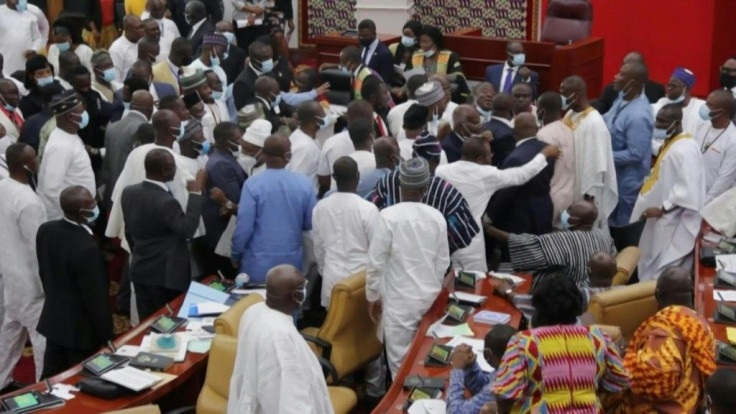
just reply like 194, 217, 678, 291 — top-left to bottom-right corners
185, 0, 216, 55
485, 41, 539, 99
127, 60, 178, 104
482, 93, 516, 167
36, 185, 114, 378
358, 19, 394, 86
71, 65, 115, 176
217, 21, 246, 85
591, 51, 665, 114
121, 149, 206, 319
109, 77, 150, 123
233, 41, 276, 110
442, 105, 485, 163
250, 75, 293, 132
487, 113, 555, 259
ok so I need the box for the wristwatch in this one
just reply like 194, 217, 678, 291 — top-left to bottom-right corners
504, 288, 513, 297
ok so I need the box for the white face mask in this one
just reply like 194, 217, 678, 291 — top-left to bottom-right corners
238, 153, 257, 173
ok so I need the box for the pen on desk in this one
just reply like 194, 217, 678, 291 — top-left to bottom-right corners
165, 303, 174, 315
718, 259, 726, 269
44, 379, 52, 393
718, 291, 727, 302
217, 270, 226, 281
107, 340, 117, 352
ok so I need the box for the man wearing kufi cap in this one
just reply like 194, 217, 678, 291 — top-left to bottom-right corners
415, 80, 448, 138
239, 118, 272, 176
366, 157, 450, 377
651, 66, 707, 155
236, 103, 265, 129
186, 32, 228, 87
37, 90, 96, 220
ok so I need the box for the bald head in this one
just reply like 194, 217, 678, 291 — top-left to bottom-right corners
152, 109, 180, 147
461, 136, 491, 165
130, 90, 154, 119
262, 134, 291, 169
623, 51, 645, 64
60, 185, 94, 222
144, 148, 176, 181
656, 103, 683, 124
254, 75, 278, 97
491, 93, 515, 119
373, 137, 397, 169
567, 200, 598, 229
265, 264, 306, 314
561, 75, 586, 96
656, 267, 693, 308
346, 99, 375, 122
512, 113, 538, 141
429, 74, 450, 90
452, 105, 479, 127
588, 251, 617, 287
707, 89, 736, 120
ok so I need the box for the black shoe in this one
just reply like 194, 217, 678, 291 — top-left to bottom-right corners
0, 381, 28, 395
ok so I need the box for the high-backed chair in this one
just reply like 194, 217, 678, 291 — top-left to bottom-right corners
195, 334, 238, 414
540, 0, 593, 45
320, 68, 352, 106
301, 270, 382, 384
613, 246, 641, 286
104, 405, 161, 414
214, 293, 263, 337
587, 281, 658, 339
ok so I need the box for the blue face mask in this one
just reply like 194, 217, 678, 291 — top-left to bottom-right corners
423, 48, 436, 58
652, 121, 677, 140
16, 0, 27, 12
80, 205, 100, 224
210, 53, 220, 67
101, 68, 117, 82
561, 93, 576, 110
195, 140, 211, 156
560, 210, 572, 230
56, 42, 71, 52
294, 285, 307, 306
72, 110, 90, 129
172, 125, 185, 141
667, 90, 686, 105
271, 93, 282, 108
1, 95, 16, 112
36, 76, 54, 87
260, 58, 274, 73
699, 105, 717, 121
510, 53, 525, 67
123, 101, 131, 111
401, 36, 415, 48
212, 90, 223, 100
223, 32, 235, 45
476, 105, 492, 119
316, 116, 332, 131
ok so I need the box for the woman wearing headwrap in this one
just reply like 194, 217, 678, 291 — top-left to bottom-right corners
408, 25, 470, 104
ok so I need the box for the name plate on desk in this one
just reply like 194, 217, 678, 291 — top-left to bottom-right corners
715, 302, 736, 325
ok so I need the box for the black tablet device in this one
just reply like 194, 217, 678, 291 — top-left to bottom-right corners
455, 271, 477, 289
445, 303, 470, 323
425, 343, 452, 367
151, 315, 187, 334
82, 353, 129, 376
719, 302, 736, 322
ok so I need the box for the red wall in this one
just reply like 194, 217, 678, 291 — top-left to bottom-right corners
540, 0, 736, 97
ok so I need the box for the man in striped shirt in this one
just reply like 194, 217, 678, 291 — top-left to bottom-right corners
368, 133, 478, 253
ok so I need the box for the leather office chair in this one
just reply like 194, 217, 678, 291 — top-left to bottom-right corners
214, 294, 263, 337
195, 334, 238, 414
104, 405, 161, 414
320, 68, 352, 106
587, 280, 658, 339
301, 270, 382, 384
540, 0, 593, 45
613, 246, 641, 286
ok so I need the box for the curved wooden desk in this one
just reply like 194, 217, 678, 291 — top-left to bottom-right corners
372, 272, 530, 413
0, 290, 210, 412
695, 224, 731, 362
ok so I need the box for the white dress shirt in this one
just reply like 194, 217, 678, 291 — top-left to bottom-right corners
0, 5, 44, 74
313, 192, 378, 307
156, 18, 181, 60
37, 128, 96, 221
499, 61, 519, 93
287, 128, 321, 183
109, 35, 140, 82
362, 38, 379, 66
348, 150, 376, 174
695, 121, 736, 203
317, 131, 353, 177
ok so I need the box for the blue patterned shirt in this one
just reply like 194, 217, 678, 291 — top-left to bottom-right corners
446, 361, 496, 414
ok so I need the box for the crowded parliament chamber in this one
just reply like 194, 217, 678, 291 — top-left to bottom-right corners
2, 0, 736, 412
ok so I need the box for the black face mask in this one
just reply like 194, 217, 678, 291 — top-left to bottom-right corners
359, 38, 374, 48
720, 72, 736, 90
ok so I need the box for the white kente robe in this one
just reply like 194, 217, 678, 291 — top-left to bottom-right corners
228, 302, 334, 414
563, 107, 618, 228
631, 133, 704, 281
650, 97, 707, 155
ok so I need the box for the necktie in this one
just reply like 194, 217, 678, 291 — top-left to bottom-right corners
375, 116, 387, 136
362, 47, 369, 64
502, 68, 514, 93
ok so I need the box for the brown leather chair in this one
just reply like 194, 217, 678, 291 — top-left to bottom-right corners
214, 293, 263, 337
541, 0, 593, 45
587, 281, 658, 339
104, 406, 161, 414
613, 246, 641, 286
196, 334, 238, 414
301, 270, 382, 384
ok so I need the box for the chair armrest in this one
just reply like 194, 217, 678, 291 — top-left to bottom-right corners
616, 247, 640, 274
301, 333, 332, 360
316, 356, 339, 384
164, 407, 195, 414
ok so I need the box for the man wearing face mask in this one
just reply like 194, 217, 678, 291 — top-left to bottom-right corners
361, 75, 391, 136
720, 57, 736, 102
592, 52, 665, 114
287, 101, 327, 186
216, 21, 246, 84
146, 0, 182, 60
0, 143, 46, 391
121, 148, 206, 319
604, 61, 654, 227
694, 90, 736, 204
415, 80, 450, 140
90, 50, 122, 102
0, 80, 25, 154
441, 104, 488, 163
37, 90, 96, 221
187, 33, 228, 87
632, 104, 704, 282
651, 67, 706, 156
231, 134, 317, 283
238, 118, 271, 176
126, 59, 177, 105
233, 41, 275, 109
228, 264, 334, 413
203, 69, 230, 125
0, 0, 45, 75
137, 36, 161, 66
536, 91, 575, 228
484, 41, 538, 99
321, 45, 384, 102
436, 135, 556, 271
109, 15, 146, 82
70, 65, 114, 178
357, 19, 394, 87
251, 75, 292, 132
473, 82, 496, 124
356, 136, 400, 198
152, 38, 193, 94
36, 185, 113, 378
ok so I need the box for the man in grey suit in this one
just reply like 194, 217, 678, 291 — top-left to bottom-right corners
102, 90, 154, 211
121, 149, 207, 319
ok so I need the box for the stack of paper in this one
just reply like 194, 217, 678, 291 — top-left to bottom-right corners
188, 301, 230, 317
714, 290, 736, 302
178, 282, 230, 322
716, 254, 736, 272
489, 272, 526, 286
473, 310, 512, 325
454, 269, 487, 279
451, 291, 487, 305
427, 317, 475, 338
446, 336, 495, 373
100, 366, 162, 392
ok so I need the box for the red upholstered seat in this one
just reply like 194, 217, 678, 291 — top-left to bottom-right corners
541, 0, 593, 45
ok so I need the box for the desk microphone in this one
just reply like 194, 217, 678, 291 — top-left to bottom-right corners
107, 340, 117, 352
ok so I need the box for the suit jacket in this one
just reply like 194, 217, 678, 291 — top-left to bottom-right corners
485, 63, 539, 98
441, 131, 464, 163
102, 111, 148, 210
122, 181, 204, 292
187, 19, 216, 56
364, 41, 394, 87
592, 80, 666, 114
482, 118, 515, 167
273, 56, 293, 92
152, 82, 177, 100
250, 96, 291, 132
36, 220, 113, 350
488, 138, 554, 237
233, 65, 277, 110
152, 60, 180, 92
168, 0, 189, 36
221, 44, 246, 86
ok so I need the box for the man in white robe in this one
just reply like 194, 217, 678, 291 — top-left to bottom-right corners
0, 143, 46, 388
435, 136, 556, 271
650, 67, 706, 155
560, 76, 618, 228
694, 90, 736, 204
0, 0, 44, 75
37, 91, 96, 221
367, 158, 449, 377
631, 104, 704, 281
228, 265, 334, 414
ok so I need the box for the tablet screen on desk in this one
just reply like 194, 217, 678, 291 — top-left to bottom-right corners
90, 355, 114, 371
429, 345, 450, 363
447, 304, 468, 321
720, 303, 736, 321
12, 393, 38, 409
157, 316, 177, 332
456, 272, 475, 286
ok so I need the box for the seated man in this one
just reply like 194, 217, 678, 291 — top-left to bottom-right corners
484, 41, 539, 98
706, 368, 736, 414
624, 267, 716, 413
446, 325, 517, 414
484, 201, 616, 291
495, 250, 619, 322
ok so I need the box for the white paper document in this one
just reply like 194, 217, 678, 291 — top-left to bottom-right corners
446, 336, 496, 373
489, 272, 526, 286
407, 399, 446, 414
716, 254, 736, 273
101, 366, 162, 392
714, 289, 736, 302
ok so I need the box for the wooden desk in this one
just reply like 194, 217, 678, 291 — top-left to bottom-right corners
694, 224, 732, 364
0, 292, 209, 412
372, 273, 530, 413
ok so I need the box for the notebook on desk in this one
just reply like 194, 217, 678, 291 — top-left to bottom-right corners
100, 366, 163, 392
177, 282, 230, 321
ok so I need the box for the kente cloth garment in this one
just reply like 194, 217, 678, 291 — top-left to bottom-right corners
623, 305, 716, 414
492, 324, 630, 413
